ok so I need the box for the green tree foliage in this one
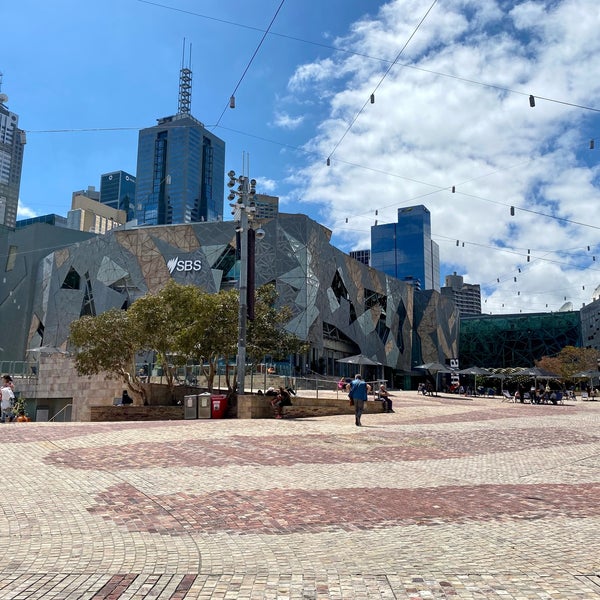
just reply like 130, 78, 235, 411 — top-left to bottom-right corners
69, 281, 307, 399
176, 289, 239, 392
69, 308, 147, 404
128, 280, 203, 395
536, 346, 600, 381
247, 283, 309, 365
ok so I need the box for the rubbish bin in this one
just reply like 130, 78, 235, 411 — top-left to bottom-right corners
210, 394, 228, 419
184, 395, 198, 419
197, 393, 211, 419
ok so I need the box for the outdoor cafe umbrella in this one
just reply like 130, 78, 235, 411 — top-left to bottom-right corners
457, 366, 493, 394
510, 366, 560, 391
336, 353, 382, 377
414, 362, 456, 394
573, 370, 600, 391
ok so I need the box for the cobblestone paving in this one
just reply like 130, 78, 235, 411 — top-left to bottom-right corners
0, 393, 599, 599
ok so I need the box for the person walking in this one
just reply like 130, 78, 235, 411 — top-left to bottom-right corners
349, 374, 369, 426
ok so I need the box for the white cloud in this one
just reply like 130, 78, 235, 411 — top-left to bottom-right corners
16, 201, 37, 220
272, 111, 304, 130
282, 0, 600, 314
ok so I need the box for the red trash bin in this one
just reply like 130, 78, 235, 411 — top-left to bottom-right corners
210, 394, 228, 419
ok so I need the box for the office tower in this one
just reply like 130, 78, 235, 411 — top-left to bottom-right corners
0, 78, 26, 229
441, 272, 481, 315
252, 193, 279, 220
67, 192, 126, 234
134, 59, 225, 226
100, 171, 136, 221
370, 205, 440, 291
350, 249, 370, 266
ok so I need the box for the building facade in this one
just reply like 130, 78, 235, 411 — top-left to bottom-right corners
0, 91, 25, 229
134, 113, 225, 226
100, 171, 136, 221
67, 193, 126, 234
580, 297, 600, 350
459, 312, 582, 368
0, 223, 95, 363
19, 214, 458, 378
349, 249, 370, 266
370, 205, 440, 291
441, 272, 481, 316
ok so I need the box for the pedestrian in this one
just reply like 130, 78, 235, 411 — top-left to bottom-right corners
377, 384, 394, 413
348, 374, 370, 426
120, 390, 133, 405
271, 386, 292, 419
1, 376, 15, 423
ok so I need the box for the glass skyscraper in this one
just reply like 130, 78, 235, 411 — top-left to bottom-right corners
134, 113, 225, 226
371, 205, 440, 291
0, 90, 25, 229
100, 170, 136, 221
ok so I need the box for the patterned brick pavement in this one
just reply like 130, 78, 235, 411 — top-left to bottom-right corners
0, 392, 599, 599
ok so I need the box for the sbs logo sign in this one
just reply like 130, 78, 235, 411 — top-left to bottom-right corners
167, 256, 202, 274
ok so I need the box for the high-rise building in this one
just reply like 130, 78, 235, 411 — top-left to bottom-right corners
100, 171, 136, 221
0, 79, 26, 229
134, 60, 225, 226
370, 205, 440, 291
67, 192, 126, 234
253, 193, 279, 220
441, 272, 481, 316
350, 249, 370, 266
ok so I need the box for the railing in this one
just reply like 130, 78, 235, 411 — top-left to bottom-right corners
0, 361, 38, 378
48, 404, 73, 423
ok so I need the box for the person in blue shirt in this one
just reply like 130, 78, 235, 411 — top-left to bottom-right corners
349, 374, 370, 426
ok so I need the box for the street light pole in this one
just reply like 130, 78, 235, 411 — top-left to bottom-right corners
228, 170, 257, 395
237, 205, 249, 395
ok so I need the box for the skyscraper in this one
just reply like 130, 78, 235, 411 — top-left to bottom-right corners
370, 205, 440, 291
441, 272, 481, 315
134, 60, 225, 226
100, 171, 136, 221
0, 78, 26, 229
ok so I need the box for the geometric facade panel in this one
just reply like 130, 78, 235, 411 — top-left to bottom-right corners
25, 215, 459, 373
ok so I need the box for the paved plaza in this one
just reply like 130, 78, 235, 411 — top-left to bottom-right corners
0, 391, 599, 599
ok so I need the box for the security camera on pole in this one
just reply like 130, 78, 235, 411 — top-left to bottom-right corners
227, 169, 260, 395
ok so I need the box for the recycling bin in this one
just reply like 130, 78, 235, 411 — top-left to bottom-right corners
197, 393, 211, 419
210, 394, 228, 419
184, 395, 198, 419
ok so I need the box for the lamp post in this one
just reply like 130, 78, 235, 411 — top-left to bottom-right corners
228, 170, 258, 395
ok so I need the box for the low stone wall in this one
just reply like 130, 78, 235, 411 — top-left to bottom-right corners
90, 395, 384, 421
237, 395, 385, 419
90, 405, 184, 422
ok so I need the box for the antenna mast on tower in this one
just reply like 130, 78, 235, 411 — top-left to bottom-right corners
177, 39, 192, 115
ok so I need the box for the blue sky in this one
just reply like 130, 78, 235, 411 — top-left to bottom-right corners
2, 0, 600, 315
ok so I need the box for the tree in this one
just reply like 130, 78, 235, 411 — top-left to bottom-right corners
69, 308, 148, 404
536, 346, 600, 382
175, 289, 239, 392
247, 283, 309, 370
128, 280, 210, 397
69, 281, 309, 401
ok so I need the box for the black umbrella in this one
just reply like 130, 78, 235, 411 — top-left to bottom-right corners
336, 354, 382, 377
511, 366, 561, 392
457, 366, 493, 395
415, 362, 456, 394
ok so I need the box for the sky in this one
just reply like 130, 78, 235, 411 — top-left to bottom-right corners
2, 0, 600, 316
